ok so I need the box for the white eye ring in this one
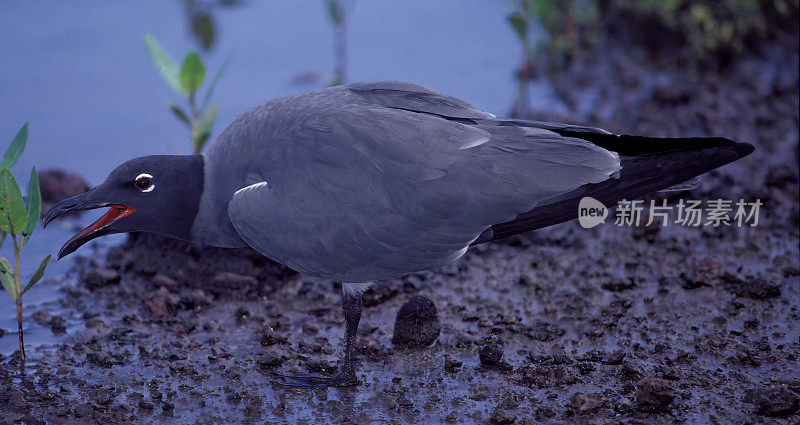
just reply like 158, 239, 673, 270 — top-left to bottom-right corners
135, 173, 155, 192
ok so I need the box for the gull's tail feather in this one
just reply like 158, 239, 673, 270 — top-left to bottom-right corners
474, 131, 754, 244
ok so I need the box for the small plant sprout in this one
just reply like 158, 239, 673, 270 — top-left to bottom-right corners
325, 0, 349, 86
144, 34, 230, 153
0, 123, 51, 365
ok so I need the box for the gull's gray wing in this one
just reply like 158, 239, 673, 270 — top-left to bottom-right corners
226, 82, 619, 282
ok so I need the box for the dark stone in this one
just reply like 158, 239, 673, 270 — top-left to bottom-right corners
746, 387, 799, 417
256, 352, 284, 369
524, 321, 565, 342
144, 287, 178, 320
0, 328, 4, 338
85, 267, 121, 290
363, 280, 400, 307
392, 295, 441, 347
731, 277, 781, 300
479, 343, 503, 366
636, 376, 675, 412
571, 392, 607, 414
73, 403, 94, 418
50, 315, 67, 334
490, 406, 515, 424
602, 278, 637, 291
38, 168, 90, 207
444, 357, 462, 372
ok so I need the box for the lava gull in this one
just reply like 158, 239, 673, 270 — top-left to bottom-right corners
43, 81, 754, 387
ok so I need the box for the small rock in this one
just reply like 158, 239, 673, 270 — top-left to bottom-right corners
490, 406, 515, 424
8, 390, 28, 412
397, 395, 414, 408
444, 357, 462, 372
138, 400, 154, 410
682, 257, 723, 288
38, 169, 90, 207
85, 317, 107, 329
731, 277, 781, 300
614, 397, 633, 413
636, 376, 675, 412
32, 310, 50, 325
73, 403, 93, 418
85, 267, 121, 290
479, 343, 503, 366
601, 278, 637, 292
746, 387, 799, 417
306, 358, 337, 374
49, 315, 67, 334
602, 349, 626, 365
144, 287, 178, 320
0, 328, 4, 338
571, 392, 607, 415
257, 352, 284, 369
363, 280, 400, 307
392, 295, 441, 347
259, 327, 288, 346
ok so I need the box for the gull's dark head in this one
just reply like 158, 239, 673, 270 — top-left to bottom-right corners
43, 154, 204, 259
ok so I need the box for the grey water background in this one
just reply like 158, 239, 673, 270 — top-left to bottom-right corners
0, 1, 531, 354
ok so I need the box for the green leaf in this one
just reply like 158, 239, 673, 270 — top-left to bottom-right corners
1, 123, 29, 170
179, 52, 205, 95
167, 103, 191, 128
193, 104, 217, 152
21, 166, 41, 247
200, 53, 231, 112
508, 13, 528, 42
22, 254, 50, 295
0, 230, 6, 249
0, 169, 29, 234
0, 257, 16, 301
144, 35, 185, 95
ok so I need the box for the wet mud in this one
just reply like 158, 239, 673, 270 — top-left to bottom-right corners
1, 39, 798, 424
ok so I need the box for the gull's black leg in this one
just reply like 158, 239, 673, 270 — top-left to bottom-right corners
271, 282, 367, 387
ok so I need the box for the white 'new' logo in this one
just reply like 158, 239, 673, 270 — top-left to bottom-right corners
578, 197, 608, 229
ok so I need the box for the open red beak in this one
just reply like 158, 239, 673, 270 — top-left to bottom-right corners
43, 196, 136, 259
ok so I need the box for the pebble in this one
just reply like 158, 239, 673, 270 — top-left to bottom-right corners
85, 267, 121, 290
746, 387, 799, 417
50, 315, 67, 334
636, 376, 675, 412
257, 352, 284, 369
392, 295, 441, 347
479, 343, 503, 366
444, 357, 462, 372
570, 392, 607, 415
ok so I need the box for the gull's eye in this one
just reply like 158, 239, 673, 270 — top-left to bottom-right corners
134, 173, 155, 192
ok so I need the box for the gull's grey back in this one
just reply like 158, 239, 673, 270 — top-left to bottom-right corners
200, 82, 619, 281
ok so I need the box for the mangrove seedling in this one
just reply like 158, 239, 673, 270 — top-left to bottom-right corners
0, 123, 51, 365
144, 34, 230, 153
325, 0, 349, 86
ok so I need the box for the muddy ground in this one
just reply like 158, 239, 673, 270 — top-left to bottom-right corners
1, 37, 798, 424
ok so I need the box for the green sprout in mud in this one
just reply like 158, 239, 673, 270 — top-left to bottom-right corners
144, 34, 230, 153
325, 0, 348, 86
0, 123, 51, 365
